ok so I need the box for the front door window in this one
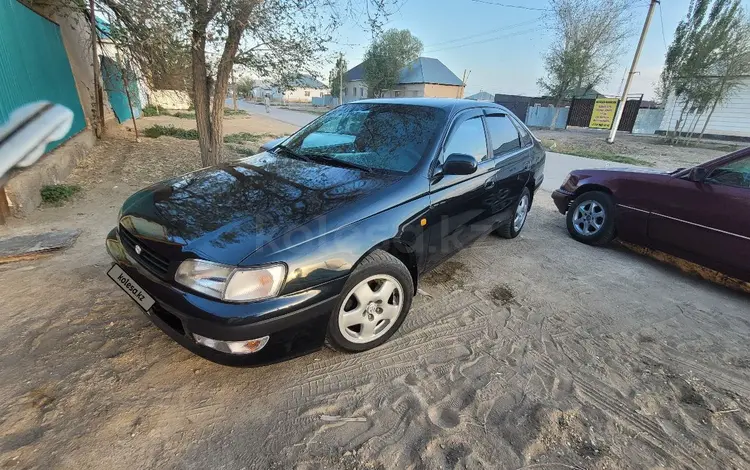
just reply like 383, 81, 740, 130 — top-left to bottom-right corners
706, 156, 750, 189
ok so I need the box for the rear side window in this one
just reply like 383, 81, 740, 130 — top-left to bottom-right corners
443, 117, 488, 162
485, 115, 521, 156
512, 118, 533, 147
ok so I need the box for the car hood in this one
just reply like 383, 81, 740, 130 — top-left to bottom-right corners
119, 152, 400, 265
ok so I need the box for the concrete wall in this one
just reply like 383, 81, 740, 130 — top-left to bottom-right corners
659, 79, 750, 138
284, 87, 328, 103
423, 83, 464, 99
5, 131, 95, 216
150, 90, 192, 110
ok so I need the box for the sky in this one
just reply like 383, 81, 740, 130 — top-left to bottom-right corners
322, 0, 750, 100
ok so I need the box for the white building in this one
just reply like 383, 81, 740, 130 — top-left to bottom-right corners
658, 76, 750, 139
283, 75, 329, 103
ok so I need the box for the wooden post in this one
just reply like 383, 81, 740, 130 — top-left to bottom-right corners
118, 54, 139, 141
89, 0, 105, 137
232, 67, 238, 111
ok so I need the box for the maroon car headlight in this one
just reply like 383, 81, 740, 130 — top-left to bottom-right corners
562, 173, 580, 191
175, 259, 286, 302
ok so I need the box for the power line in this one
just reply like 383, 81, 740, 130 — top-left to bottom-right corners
424, 17, 543, 49
425, 26, 543, 53
469, 0, 550, 11
658, 2, 668, 50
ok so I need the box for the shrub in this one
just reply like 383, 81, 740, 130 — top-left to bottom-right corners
142, 105, 161, 117
41, 184, 82, 205
224, 108, 248, 116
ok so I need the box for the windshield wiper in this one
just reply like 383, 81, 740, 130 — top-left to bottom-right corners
274, 144, 311, 162
306, 154, 373, 173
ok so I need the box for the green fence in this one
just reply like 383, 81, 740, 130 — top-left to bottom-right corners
0, 0, 87, 152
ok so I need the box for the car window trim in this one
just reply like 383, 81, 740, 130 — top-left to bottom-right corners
435, 108, 488, 166
483, 112, 523, 159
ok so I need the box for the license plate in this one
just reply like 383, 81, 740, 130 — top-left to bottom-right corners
107, 265, 155, 311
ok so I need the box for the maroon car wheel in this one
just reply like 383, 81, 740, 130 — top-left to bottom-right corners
566, 191, 616, 246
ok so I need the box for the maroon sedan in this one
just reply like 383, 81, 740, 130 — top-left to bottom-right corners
552, 147, 750, 283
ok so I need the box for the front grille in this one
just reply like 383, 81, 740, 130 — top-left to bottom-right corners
119, 226, 170, 278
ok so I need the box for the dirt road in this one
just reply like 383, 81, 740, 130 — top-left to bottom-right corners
1, 131, 749, 469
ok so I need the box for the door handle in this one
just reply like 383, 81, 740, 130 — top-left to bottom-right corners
485, 180, 495, 189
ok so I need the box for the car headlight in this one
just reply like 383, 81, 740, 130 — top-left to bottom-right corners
562, 172, 579, 190
175, 259, 286, 302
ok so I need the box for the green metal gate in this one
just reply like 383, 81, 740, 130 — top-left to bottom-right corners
0, 0, 87, 152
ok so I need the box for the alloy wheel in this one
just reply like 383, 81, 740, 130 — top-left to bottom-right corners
338, 275, 404, 344
572, 200, 606, 236
513, 194, 530, 232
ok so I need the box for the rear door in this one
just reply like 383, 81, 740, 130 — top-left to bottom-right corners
647, 153, 750, 279
483, 112, 531, 226
423, 109, 496, 270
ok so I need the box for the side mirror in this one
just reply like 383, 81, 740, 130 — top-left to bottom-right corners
688, 167, 709, 182
443, 153, 478, 176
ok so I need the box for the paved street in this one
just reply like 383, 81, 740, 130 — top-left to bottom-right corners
230, 99, 318, 127
229, 99, 643, 192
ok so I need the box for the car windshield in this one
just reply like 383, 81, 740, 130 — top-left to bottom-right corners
281, 103, 447, 174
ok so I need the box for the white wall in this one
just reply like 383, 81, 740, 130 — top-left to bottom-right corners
343, 80, 367, 103
284, 87, 328, 103
659, 78, 750, 138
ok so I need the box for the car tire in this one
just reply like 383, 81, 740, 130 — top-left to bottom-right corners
566, 191, 616, 246
326, 250, 414, 352
495, 187, 531, 239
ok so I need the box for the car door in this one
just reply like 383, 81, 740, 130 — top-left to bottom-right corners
483, 112, 531, 226
646, 153, 750, 279
423, 109, 495, 271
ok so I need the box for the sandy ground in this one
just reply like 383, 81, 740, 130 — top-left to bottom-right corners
134, 112, 300, 137
1, 124, 750, 470
534, 128, 748, 170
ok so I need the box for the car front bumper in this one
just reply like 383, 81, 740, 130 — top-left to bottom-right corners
551, 189, 574, 214
106, 228, 343, 366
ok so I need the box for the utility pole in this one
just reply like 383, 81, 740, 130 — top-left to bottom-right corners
458, 69, 470, 98
339, 52, 344, 106
607, 0, 658, 143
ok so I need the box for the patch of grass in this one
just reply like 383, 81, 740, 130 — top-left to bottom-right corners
541, 139, 654, 167
143, 125, 199, 140
224, 108, 248, 116
41, 184, 82, 205
229, 145, 258, 156
223, 132, 267, 144
142, 105, 161, 117
170, 111, 196, 119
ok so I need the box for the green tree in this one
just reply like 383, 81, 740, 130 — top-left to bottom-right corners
328, 56, 347, 100
660, 0, 746, 142
236, 76, 256, 99
96, 0, 402, 166
537, 0, 632, 129
363, 29, 423, 98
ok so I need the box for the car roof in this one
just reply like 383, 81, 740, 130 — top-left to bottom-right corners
347, 98, 512, 116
